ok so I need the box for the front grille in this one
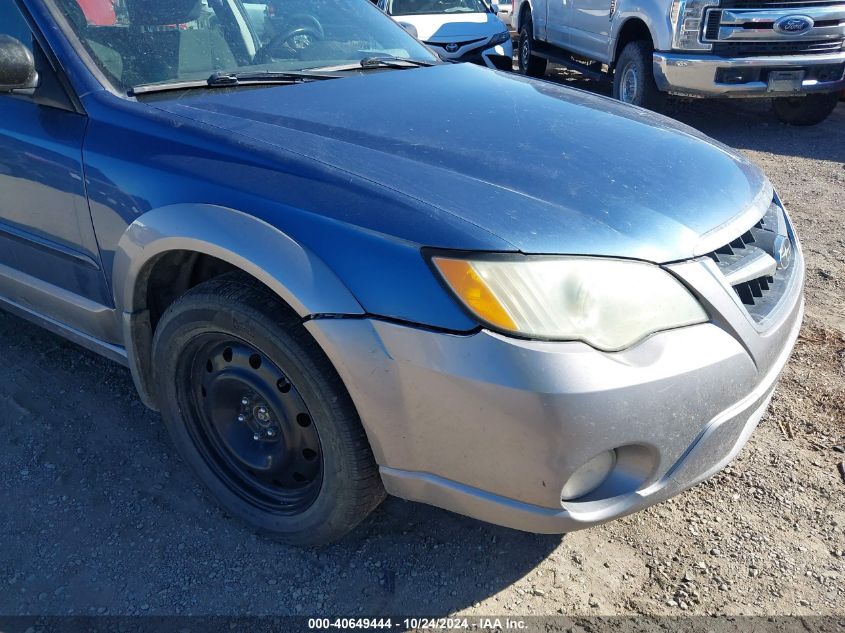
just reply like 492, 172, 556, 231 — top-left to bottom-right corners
720, 0, 843, 7
712, 39, 844, 56
705, 10, 723, 39
426, 37, 486, 50
707, 201, 796, 322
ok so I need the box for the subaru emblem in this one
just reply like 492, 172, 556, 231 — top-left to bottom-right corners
773, 235, 793, 270
773, 15, 814, 35
445, 42, 460, 53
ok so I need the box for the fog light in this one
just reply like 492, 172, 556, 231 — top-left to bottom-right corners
561, 450, 616, 501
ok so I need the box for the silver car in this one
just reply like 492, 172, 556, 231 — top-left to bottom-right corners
1, 0, 803, 546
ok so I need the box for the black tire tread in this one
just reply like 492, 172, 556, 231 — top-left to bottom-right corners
152, 272, 385, 546
612, 40, 665, 112
518, 18, 548, 78
771, 92, 839, 126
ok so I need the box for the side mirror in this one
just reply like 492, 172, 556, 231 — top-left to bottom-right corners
490, 2, 500, 13
0, 35, 39, 96
397, 21, 419, 38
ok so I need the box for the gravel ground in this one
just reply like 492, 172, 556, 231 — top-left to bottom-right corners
0, 84, 843, 620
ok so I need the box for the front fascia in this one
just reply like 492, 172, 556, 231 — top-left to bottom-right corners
304, 240, 804, 514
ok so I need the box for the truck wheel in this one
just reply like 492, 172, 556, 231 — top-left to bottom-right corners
151, 272, 385, 546
771, 92, 839, 126
518, 18, 547, 77
613, 41, 665, 112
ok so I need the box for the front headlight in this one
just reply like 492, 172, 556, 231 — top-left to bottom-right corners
489, 31, 511, 45
432, 255, 708, 351
669, 0, 714, 51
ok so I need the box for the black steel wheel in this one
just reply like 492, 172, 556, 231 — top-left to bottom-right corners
185, 336, 322, 514
152, 273, 385, 545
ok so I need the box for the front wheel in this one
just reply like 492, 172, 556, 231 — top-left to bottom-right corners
152, 273, 385, 546
612, 40, 665, 112
517, 18, 547, 77
771, 92, 839, 126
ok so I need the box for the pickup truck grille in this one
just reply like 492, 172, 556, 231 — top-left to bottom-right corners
719, 0, 842, 7
702, 2, 845, 53
707, 201, 796, 322
705, 11, 723, 38
712, 39, 844, 55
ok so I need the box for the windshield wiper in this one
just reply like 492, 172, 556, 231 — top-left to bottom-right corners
130, 70, 342, 96
359, 55, 437, 69
312, 56, 437, 73
209, 70, 343, 84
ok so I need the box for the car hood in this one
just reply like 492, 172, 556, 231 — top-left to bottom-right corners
148, 63, 771, 262
391, 11, 505, 41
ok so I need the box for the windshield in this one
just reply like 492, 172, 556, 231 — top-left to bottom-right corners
51, 0, 437, 93
388, 0, 489, 15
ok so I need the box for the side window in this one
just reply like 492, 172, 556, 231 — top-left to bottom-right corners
0, 2, 34, 51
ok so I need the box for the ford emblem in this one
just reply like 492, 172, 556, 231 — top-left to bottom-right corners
445, 42, 460, 53
773, 15, 814, 35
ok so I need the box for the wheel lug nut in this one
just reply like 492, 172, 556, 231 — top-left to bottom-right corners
253, 433, 261, 441
237, 414, 246, 423
241, 397, 249, 406
266, 428, 276, 437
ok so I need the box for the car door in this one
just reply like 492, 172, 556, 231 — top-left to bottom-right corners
567, 0, 612, 60
545, 0, 571, 48
0, 2, 116, 341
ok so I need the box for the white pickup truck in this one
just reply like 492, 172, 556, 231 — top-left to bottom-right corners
512, 0, 845, 124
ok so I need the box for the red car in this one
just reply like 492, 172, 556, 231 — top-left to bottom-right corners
78, 0, 116, 25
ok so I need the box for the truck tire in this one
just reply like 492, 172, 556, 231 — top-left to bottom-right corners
152, 272, 385, 546
771, 92, 839, 126
613, 40, 665, 112
518, 17, 547, 77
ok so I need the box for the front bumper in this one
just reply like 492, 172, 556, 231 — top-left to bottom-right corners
653, 50, 845, 97
306, 236, 804, 534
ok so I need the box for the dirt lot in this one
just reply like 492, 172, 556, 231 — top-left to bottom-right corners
0, 85, 843, 621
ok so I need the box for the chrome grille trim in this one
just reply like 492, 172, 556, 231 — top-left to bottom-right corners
720, 244, 777, 285
711, 39, 845, 56
720, 0, 843, 8
707, 200, 796, 322
700, 3, 845, 48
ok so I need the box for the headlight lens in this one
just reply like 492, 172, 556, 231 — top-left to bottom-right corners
489, 31, 511, 45
432, 255, 708, 351
669, 0, 714, 51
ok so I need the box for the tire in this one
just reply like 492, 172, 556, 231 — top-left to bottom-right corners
612, 40, 665, 112
771, 92, 839, 126
517, 17, 547, 77
152, 272, 385, 546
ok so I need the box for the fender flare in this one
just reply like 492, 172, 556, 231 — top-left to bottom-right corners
610, 7, 671, 62
112, 203, 364, 408
514, 0, 534, 32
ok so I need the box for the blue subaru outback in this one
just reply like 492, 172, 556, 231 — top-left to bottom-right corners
0, 0, 803, 545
